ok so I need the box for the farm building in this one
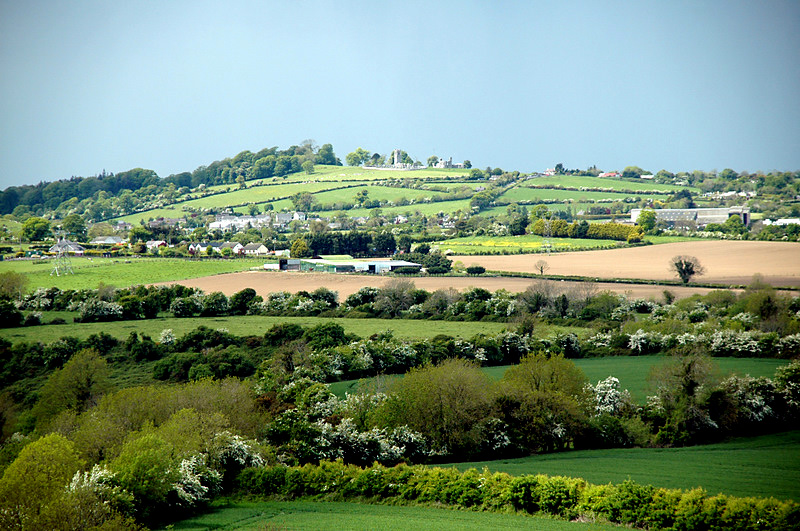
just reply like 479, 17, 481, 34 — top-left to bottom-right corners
630, 207, 750, 228
90, 236, 124, 245
277, 257, 421, 274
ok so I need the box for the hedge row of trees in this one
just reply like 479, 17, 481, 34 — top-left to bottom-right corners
530, 219, 644, 242
237, 461, 800, 530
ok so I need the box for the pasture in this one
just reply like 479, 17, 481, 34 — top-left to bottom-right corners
498, 186, 671, 203
0, 314, 518, 344
0, 256, 267, 291
448, 430, 800, 501
527, 175, 698, 193
329, 356, 789, 403
164, 500, 619, 531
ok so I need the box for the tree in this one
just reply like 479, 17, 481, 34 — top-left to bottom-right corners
466, 265, 485, 275
346, 147, 370, 166
301, 160, 315, 174
374, 278, 416, 316
670, 255, 705, 284
61, 214, 87, 240
236, 175, 246, 190
372, 231, 396, 255
534, 260, 550, 275
636, 209, 657, 233
291, 192, 317, 211
32, 348, 112, 430
622, 166, 646, 179
0, 271, 28, 300
463, 160, 472, 169
379, 359, 493, 457
427, 155, 439, 167
291, 238, 312, 258
315, 143, 339, 165
21, 216, 51, 241
497, 352, 590, 452
554, 163, 564, 174
0, 433, 85, 527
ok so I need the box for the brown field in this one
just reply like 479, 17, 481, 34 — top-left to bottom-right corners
160, 241, 799, 301
163, 270, 730, 301
455, 240, 800, 287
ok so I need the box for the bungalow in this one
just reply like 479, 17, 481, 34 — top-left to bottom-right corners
221, 241, 244, 255
49, 239, 85, 255
242, 243, 269, 256
145, 240, 167, 251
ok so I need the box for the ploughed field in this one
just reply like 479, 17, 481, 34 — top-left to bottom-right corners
159, 240, 800, 301
455, 240, 800, 287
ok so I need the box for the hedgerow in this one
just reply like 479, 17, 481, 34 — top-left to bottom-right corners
236, 461, 800, 530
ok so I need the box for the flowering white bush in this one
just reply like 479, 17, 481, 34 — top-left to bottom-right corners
314, 418, 430, 465
68, 464, 134, 511
719, 375, 776, 423
731, 312, 756, 328
172, 454, 221, 508
586, 332, 613, 348
709, 330, 761, 356
159, 328, 176, 345
78, 299, 123, 322
587, 376, 632, 416
209, 431, 265, 471
628, 329, 665, 354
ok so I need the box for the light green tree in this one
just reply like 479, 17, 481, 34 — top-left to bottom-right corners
345, 147, 370, 166
32, 348, 112, 431
21, 216, 51, 241
0, 433, 85, 528
637, 209, 657, 233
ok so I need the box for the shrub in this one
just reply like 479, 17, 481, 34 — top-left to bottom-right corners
466, 265, 486, 275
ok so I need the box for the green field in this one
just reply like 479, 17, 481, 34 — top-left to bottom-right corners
0, 315, 514, 344
528, 175, 698, 193
498, 186, 671, 203
448, 430, 800, 501
329, 356, 788, 403
434, 234, 623, 254
0, 256, 266, 291
163, 499, 618, 531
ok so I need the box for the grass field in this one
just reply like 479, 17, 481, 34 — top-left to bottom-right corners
0, 315, 515, 344
329, 356, 789, 403
527, 175, 698, 193
498, 186, 671, 203
448, 430, 800, 501
163, 500, 619, 531
434, 234, 623, 254
0, 256, 267, 291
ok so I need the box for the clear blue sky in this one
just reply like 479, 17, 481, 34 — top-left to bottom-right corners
1, 0, 798, 189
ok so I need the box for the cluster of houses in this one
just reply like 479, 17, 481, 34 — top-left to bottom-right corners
208, 212, 307, 232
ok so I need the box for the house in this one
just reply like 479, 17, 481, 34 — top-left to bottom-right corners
145, 240, 167, 251
599, 172, 620, 178
243, 243, 269, 256
221, 241, 244, 255
90, 236, 124, 245
49, 239, 85, 255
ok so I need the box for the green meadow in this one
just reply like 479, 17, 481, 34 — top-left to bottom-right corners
163, 500, 619, 531
329, 356, 789, 404
0, 256, 266, 291
528, 175, 698, 193
0, 315, 515, 344
498, 186, 671, 203
448, 430, 800, 501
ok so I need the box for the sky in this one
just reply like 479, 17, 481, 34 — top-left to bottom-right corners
1, 0, 799, 190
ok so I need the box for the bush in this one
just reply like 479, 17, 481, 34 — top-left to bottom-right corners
466, 265, 486, 275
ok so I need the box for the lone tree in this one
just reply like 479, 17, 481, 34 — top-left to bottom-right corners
534, 259, 550, 276
670, 255, 705, 284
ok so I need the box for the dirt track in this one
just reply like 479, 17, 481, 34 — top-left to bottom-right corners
158, 241, 799, 301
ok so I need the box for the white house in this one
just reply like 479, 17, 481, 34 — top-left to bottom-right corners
243, 243, 269, 256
